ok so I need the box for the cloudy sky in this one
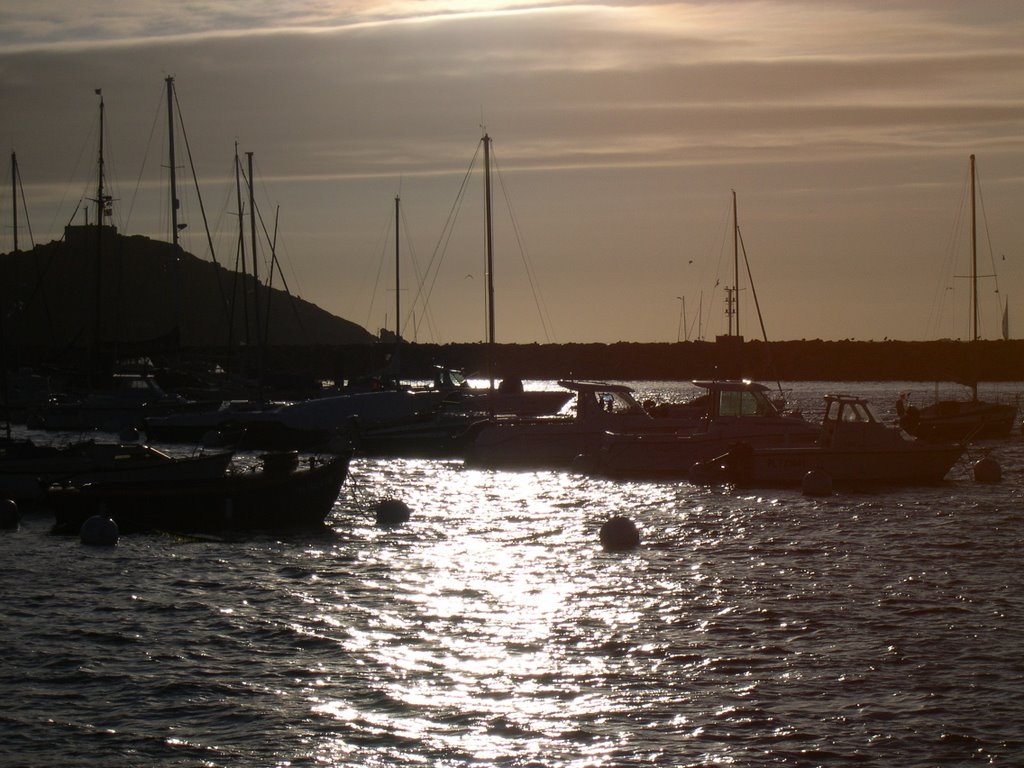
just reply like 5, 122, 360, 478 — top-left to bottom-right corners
1, 1, 1022, 344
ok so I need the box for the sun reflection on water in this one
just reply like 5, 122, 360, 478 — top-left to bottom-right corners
306, 458, 695, 764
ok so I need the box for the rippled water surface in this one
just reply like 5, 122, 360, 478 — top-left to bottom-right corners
2, 382, 1023, 767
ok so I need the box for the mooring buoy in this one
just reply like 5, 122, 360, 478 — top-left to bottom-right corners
0, 499, 20, 530
802, 469, 833, 497
973, 456, 1002, 483
599, 515, 640, 551
375, 498, 412, 527
80, 515, 119, 546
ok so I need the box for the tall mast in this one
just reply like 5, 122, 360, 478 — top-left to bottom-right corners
166, 76, 180, 249
10, 153, 17, 253
2, 155, 9, 439
483, 133, 496, 390
94, 88, 106, 366
732, 189, 739, 337
395, 194, 401, 343
232, 142, 245, 350
246, 152, 262, 347
970, 154, 977, 343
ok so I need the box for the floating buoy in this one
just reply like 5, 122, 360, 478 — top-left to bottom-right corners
802, 469, 833, 497
973, 456, 1002, 483
375, 498, 412, 527
687, 459, 726, 485
80, 515, 119, 546
0, 499, 20, 529
599, 515, 640, 551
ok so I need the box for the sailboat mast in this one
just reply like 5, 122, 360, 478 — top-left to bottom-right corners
970, 153, 977, 343
247, 151, 263, 354
166, 76, 180, 249
230, 144, 246, 353
10, 153, 16, 252
483, 133, 496, 390
94, 88, 106, 366
395, 195, 401, 343
732, 189, 739, 337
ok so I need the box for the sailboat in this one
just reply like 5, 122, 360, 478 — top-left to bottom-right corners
229, 146, 571, 455
896, 155, 1018, 441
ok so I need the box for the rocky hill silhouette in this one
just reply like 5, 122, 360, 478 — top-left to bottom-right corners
1, 226, 374, 358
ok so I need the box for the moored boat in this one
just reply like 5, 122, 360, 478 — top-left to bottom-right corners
896, 390, 1017, 442
693, 394, 965, 487
594, 380, 819, 478
0, 438, 232, 504
463, 380, 660, 469
895, 155, 1019, 442
48, 450, 351, 535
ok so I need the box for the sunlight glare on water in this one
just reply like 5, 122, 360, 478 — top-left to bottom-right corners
314, 460, 668, 766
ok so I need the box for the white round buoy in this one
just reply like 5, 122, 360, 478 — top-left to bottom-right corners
0, 499, 20, 529
802, 469, 833, 497
599, 515, 640, 551
973, 456, 1002, 483
80, 515, 119, 546
375, 498, 412, 527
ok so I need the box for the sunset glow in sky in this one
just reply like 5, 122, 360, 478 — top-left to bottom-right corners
1, 1, 1022, 343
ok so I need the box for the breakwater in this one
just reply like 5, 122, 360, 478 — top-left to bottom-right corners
219, 338, 1024, 384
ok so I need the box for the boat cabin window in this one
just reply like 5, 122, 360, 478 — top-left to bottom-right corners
433, 369, 468, 389
573, 389, 643, 416
717, 389, 775, 418
824, 399, 876, 424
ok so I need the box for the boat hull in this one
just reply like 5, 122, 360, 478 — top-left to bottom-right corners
706, 442, 964, 487
48, 452, 350, 535
597, 423, 819, 479
0, 441, 233, 503
901, 400, 1017, 441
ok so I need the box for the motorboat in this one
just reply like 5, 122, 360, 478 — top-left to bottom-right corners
594, 380, 819, 478
691, 393, 965, 487
48, 450, 350, 535
462, 380, 660, 469
0, 438, 233, 504
27, 372, 187, 433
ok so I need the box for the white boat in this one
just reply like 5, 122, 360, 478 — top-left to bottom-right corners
693, 394, 965, 487
594, 380, 819, 478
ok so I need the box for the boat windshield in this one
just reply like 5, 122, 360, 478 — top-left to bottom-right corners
563, 388, 644, 417
824, 399, 877, 424
717, 389, 777, 417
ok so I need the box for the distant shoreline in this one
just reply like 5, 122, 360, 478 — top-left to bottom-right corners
210, 338, 1024, 384
8, 338, 1022, 384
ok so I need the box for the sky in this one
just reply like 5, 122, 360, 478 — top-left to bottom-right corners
1, 1, 1023, 344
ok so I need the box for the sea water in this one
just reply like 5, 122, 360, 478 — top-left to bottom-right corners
1, 381, 1022, 767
